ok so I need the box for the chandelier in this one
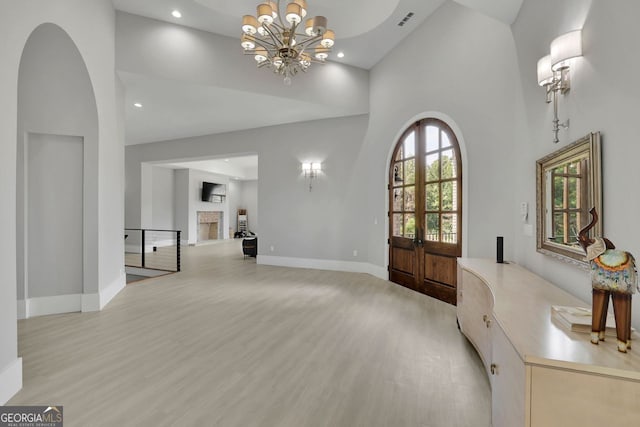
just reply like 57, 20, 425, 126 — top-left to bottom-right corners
241, 0, 335, 84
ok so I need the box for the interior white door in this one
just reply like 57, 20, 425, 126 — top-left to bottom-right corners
27, 133, 83, 299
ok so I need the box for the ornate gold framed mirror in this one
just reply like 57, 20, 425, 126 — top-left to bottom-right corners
536, 132, 602, 265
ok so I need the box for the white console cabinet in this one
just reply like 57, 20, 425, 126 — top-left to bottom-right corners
457, 259, 640, 427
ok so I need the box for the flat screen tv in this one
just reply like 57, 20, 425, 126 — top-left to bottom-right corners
201, 181, 215, 201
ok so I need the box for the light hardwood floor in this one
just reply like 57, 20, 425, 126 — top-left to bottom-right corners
9, 240, 490, 427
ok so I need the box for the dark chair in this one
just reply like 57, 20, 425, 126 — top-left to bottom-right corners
242, 237, 257, 258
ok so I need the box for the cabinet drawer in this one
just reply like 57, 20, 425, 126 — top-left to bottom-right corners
530, 365, 640, 427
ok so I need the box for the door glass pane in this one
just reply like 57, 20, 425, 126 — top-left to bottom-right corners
441, 149, 455, 179
404, 186, 415, 211
393, 214, 404, 237
426, 213, 439, 242
425, 153, 439, 182
404, 159, 415, 185
393, 188, 403, 211
425, 183, 439, 210
442, 131, 452, 148
393, 162, 403, 185
403, 131, 416, 158
404, 214, 416, 239
441, 181, 457, 212
442, 214, 458, 244
426, 125, 439, 152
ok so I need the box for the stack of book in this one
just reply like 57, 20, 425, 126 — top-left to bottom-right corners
550, 305, 633, 337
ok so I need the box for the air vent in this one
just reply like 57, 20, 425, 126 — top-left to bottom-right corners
397, 12, 415, 27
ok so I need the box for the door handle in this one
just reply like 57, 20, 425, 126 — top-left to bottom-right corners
417, 228, 424, 247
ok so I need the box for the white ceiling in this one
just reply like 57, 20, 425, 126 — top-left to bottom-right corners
112, 0, 523, 146
157, 155, 259, 180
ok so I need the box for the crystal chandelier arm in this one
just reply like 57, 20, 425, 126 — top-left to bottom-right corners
245, 34, 278, 49
262, 24, 284, 49
294, 34, 322, 49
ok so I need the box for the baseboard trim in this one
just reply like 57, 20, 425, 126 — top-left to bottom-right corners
0, 358, 23, 405
99, 274, 126, 310
16, 277, 125, 318
27, 294, 82, 317
81, 293, 100, 312
257, 255, 387, 280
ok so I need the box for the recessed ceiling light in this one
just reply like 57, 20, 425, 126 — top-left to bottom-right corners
134, 103, 143, 108
337, 52, 345, 58
224, 159, 229, 162
172, 10, 182, 18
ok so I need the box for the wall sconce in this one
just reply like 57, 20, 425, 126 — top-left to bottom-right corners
302, 162, 321, 191
537, 30, 582, 143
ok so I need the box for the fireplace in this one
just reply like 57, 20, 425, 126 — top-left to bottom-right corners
197, 211, 223, 242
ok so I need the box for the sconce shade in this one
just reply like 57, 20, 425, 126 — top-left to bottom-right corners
537, 55, 554, 86
551, 30, 582, 71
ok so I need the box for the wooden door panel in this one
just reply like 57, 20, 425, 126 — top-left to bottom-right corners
389, 118, 461, 305
424, 253, 457, 287
392, 247, 415, 275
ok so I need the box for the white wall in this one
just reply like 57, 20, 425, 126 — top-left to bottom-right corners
511, 0, 640, 330
26, 134, 84, 299
227, 180, 241, 233
174, 169, 190, 244
239, 180, 258, 235
189, 169, 230, 243
151, 166, 175, 230
125, 115, 370, 260
226, 180, 259, 235
16, 23, 98, 310
0, 0, 124, 403
364, 2, 523, 266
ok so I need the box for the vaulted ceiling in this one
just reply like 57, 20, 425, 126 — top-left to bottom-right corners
113, 0, 523, 146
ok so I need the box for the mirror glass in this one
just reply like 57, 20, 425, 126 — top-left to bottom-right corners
536, 132, 602, 265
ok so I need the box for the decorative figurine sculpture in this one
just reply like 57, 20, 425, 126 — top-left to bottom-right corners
578, 208, 638, 352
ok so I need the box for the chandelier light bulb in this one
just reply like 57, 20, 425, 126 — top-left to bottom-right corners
241, 34, 255, 50
312, 16, 327, 35
240, 34, 256, 50
304, 18, 315, 36
257, 4, 274, 25
321, 30, 335, 48
314, 45, 328, 61
285, 3, 302, 25
242, 15, 258, 35
254, 47, 268, 63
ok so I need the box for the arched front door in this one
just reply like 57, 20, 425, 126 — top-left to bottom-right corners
388, 118, 462, 304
